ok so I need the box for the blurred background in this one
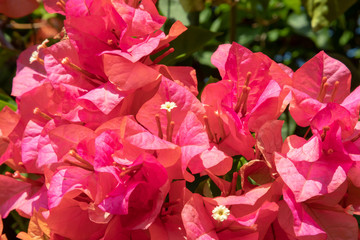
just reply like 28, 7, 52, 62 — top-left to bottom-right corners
0, 0, 359, 237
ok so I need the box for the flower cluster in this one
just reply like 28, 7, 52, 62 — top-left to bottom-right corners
1, 0, 360, 239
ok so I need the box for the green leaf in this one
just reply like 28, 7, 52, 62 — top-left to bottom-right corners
0, 92, 17, 111
311, 28, 331, 49
237, 26, 262, 46
283, 0, 302, 13
267, 29, 279, 42
302, 0, 357, 31
339, 30, 354, 46
199, 6, 212, 24
159, 26, 222, 65
158, 0, 190, 25
287, 12, 312, 37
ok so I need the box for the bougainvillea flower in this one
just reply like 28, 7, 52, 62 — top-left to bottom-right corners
20, 122, 93, 173
0, 174, 47, 218
136, 77, 218, 177
95, 116, 180, 171
289, 51, 352, 127
98, 152, 169, 230
136, 77, 206, 133
47, 0, 186, 78
12, 45, 46, 98
207, 42, 291, 131
310, 102, 357, 139
135, 77, 233, 180
75, 129, 170, 230
43, 0, 191, 99
278, 186, 358, 240
277, 187, 326, 240
275, 124, 354, 202
64, 0, 167, 60
182, 180, 282, 240
200, 43, 291, 159
47, 165, 97, 209
201, 81, 255, 159
46, 128, 170, 236
16, 42, 125, 125
43, 39, 101, 89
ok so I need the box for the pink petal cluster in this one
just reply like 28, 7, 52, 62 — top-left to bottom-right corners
1, 1, 360, 239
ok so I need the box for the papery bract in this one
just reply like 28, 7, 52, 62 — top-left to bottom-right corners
275, 125, 353, 202
289, 51, 352, 127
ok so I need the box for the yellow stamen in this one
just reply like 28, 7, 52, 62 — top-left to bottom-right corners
68, 149, 94, 170
119, 164, 142, 178
161, 102, 177, 142
317, 77, 328, 102
61, 57, 105, 84
155, 114, 163, 139
330, 81, 340, 102
56, 0, 66, 12
33, 108, 52, 120
167, 121, 175, 142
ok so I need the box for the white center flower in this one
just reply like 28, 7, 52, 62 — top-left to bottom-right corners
160, 101, 177, 112
345, 204, 355, 215
212, 205, 230, 222
37, 39, 49, 51
29, 39, 49, 64
29, 50, 39, 64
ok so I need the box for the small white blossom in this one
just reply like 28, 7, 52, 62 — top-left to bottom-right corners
160, 101, 177, 112
212, 205, 230, 222
37, 39, 49, 51
29, 50, 39, 64
345, 205, 355, 215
